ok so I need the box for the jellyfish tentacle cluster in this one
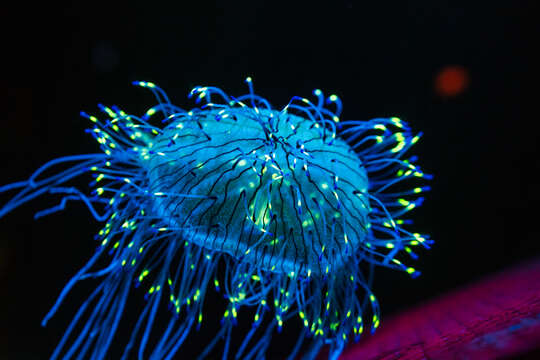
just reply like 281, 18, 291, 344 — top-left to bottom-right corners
0, 78, 432, 360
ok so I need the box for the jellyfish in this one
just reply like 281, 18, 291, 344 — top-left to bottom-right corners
0, 78, 432, 360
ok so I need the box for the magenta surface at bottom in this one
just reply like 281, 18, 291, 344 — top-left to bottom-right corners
334, 259, 540, 360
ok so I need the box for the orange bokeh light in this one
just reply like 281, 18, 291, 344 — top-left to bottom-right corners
435, 65, 469, 97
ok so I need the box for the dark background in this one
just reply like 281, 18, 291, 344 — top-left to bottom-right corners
1, 0, 539, 358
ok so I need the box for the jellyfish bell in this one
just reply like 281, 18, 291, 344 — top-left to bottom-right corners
147, 108, 371, 278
